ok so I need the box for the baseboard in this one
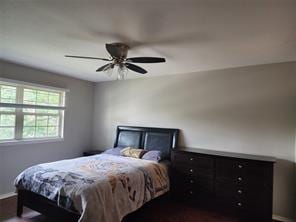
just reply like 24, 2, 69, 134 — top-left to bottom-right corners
273, 214, 294, 222
0, 192, 17, 200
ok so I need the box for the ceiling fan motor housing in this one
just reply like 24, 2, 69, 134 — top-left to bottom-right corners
107, 43, 129, 62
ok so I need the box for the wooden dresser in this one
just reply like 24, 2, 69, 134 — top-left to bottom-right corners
171, 147, 275, 222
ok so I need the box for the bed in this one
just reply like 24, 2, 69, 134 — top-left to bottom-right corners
15, 126, 179, 222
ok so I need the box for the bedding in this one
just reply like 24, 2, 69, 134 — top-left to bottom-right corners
120, 147, 147, 158
142, 150, 164, 162
14, 153, 169, 222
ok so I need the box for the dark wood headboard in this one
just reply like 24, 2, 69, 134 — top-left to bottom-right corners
114, 126, 179, 160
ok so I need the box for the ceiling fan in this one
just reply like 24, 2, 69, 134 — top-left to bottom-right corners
65, 43, 166, 80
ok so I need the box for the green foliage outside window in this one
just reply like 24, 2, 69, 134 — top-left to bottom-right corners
23, 88, 60, 106
0, 82, 64, 141
0, 85, 16, 139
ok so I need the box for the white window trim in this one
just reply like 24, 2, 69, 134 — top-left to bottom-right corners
0, 103, 66, 110
0, 78, 70, 92
0, 137, 64, 146
0, 78, 67, 145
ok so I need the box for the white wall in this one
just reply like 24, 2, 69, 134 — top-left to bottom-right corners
92, 62, 296, 220
0, 60, 94, 194
294, 130, 296, 220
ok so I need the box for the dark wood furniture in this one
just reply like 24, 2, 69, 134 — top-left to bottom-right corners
16, 125, 179, 221
83, 150, 103, 156
171, 147, 275, 222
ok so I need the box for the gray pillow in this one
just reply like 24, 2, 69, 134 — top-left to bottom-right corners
102, 147, 124, 156
141, 150, 164, 162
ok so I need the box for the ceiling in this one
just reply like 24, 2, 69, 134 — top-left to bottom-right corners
1, 0, 296, 82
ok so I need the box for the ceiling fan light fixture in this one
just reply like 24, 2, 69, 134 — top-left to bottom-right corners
117, 65, 128, 80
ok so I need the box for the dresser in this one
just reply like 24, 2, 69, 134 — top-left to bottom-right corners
171, 147, 275, 222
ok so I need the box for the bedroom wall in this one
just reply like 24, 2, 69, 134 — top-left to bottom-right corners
92, 62, 296, 220
294, 131, 296, 221
0, 60, 94, 195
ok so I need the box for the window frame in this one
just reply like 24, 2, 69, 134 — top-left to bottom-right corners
0, 78, 68, 145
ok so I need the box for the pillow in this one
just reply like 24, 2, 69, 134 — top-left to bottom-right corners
141, 150, 164, 162
120, 147, 147, 159
102, 147, 124, 156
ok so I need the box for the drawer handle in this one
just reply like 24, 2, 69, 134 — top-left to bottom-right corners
237, 177, 243, 181
237, 189, 243, 194
189, 190, 193, 195
190, 179, 194, 184
189, 169, 194, 173
238, 164, 243, 169
237, 202, 243, 207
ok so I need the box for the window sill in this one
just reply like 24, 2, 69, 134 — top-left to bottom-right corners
0, 138, 64, 146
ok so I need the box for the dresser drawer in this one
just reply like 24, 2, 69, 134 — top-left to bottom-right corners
216, 194, 267, 214
215, 180, 266, 199
174, 179, 214, 200
173, 163, 214, 180
216, 158, 267, 180
173, 152, 214, 168
182, 187, 199, 200
172, 180, 198, 201
198, 178, 214, 195
216, 174, 268, 191
174, 176, 214, 192
216, 198, 248, 212
215, 181, 245, 200
216, 158, 245, 170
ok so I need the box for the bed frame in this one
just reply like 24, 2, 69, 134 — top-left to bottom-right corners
17, 125, 179, 221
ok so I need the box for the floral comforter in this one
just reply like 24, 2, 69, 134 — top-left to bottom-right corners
14, 154, 169, 222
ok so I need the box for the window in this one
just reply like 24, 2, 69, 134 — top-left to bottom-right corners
0, 79, 66, 143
